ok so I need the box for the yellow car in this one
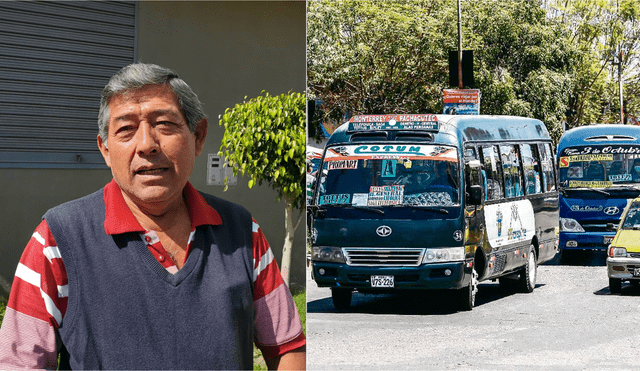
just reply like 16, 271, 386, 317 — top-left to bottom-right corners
607, 197, 640, 293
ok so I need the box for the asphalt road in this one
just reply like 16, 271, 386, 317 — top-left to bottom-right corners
306, 251, 640, 370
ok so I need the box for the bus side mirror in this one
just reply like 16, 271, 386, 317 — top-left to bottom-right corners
468, 185, 484, 206
307, 204, 326, 219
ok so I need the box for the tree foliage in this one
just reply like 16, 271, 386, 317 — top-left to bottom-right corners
546, 0, 640, 129
219, 91, 306, 210
308, 0, 640, 145
308, 0, 456, 125
219, 91, 306, 286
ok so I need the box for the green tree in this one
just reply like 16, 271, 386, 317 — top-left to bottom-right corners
308, 0, 632, 144
307, 0, 457, 126
219, 91, 306, 287
545, 0, 640, 127
467, 0, 582, 142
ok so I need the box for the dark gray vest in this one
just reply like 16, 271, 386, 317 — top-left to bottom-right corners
44, 188, 254, 370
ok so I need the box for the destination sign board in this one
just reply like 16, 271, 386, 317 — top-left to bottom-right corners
348, 114, 439, 132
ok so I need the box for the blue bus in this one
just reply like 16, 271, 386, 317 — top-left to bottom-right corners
557, 125, 640, 260
309, 114, 559, 311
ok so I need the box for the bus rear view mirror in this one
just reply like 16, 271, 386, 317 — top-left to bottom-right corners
468, 185, 484, 206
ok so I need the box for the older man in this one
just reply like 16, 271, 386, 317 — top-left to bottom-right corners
0, 63, 306, 370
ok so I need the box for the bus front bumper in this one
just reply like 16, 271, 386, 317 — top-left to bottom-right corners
560, 232, 615, 251
311, 260, 471, 291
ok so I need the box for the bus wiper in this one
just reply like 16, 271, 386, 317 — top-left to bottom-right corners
610, 184, 640, 191
347, 205, 385, 214
562, 187, 610, 196
403, 205, 450, 214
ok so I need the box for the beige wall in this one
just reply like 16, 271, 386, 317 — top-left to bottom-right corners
0, 169, 114, 294
0, 1, 307, 296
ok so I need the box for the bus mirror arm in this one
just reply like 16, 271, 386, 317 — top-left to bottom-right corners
307, 204, 326, 219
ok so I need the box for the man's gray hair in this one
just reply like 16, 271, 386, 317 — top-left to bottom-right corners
98, 63, 207, 144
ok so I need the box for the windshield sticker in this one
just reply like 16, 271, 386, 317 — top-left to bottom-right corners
559, 154, 613, 167
567, 166, 583, 178
352, 193, 368, 206
367, 185, 404, 206
319, 194, 351, 205
404, 192, 454, 206
381, 160, 397, 177
327, 159, 358, 170
568, 180, 613, 188
609, 173, 632, 182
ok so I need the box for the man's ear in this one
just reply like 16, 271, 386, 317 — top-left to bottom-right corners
194, 118, 209, 157
97, 134, 112, 168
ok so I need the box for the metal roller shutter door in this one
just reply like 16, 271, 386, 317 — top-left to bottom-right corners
0, 1, 136, 168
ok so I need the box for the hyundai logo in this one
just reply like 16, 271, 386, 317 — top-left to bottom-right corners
376, 225, 392, 237
603, 206, 620, 215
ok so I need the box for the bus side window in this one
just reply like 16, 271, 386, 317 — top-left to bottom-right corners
539, 143, 556, 192
500, 144, 524, 198
520, 143, 541, 195
464, 145, 486, 198
481, 145, 504, 201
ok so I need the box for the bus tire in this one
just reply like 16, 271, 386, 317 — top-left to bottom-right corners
459, 268, 478, 311
518, 245, 537, 293
609, 278, 622, 294
331, 288, 352, 310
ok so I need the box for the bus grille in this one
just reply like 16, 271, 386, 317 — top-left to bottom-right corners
343, 248, 425, 267
580, 221, 619, 232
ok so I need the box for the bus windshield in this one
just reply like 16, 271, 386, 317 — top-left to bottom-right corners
316, 144, 460, 207
558, 145, 640, 189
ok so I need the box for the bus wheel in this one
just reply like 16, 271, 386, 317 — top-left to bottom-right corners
609, 278, 622, 294
331, 288, 352, 310
459, 268, 478, 311
518, 245, 537, 293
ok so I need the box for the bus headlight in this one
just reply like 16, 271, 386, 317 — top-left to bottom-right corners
609, 246, 627, 258
423, 247, 465, 264
312, 246, 346, 263
560, 218, 585, 232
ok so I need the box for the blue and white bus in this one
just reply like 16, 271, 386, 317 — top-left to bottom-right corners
557, 125, 640, 260
309, 114, 559, 311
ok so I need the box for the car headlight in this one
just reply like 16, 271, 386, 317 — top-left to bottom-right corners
422, 247, 465, 264
560, 218, 585, 232
312, 246, 346, 263
609, 246, 627, 258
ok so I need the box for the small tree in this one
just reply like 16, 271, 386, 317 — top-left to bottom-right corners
218, 91, 306, 287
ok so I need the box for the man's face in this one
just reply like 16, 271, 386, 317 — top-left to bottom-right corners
97, 84, 207, 209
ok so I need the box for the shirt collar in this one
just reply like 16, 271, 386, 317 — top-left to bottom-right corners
103, 179, 222, 235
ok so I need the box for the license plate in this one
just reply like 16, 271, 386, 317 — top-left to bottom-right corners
604, 236, 614, 245
633, 268, 640, 277
371, 275, 394, 288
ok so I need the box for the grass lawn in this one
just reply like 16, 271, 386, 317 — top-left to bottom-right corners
0, 295, 5, 326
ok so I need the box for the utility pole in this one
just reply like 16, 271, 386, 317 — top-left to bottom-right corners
457, 0, 463, 88
611, 45, 624, 124
618, 47, 624, 124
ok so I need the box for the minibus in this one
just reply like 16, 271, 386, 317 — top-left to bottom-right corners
309, 114, 559, 311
